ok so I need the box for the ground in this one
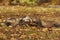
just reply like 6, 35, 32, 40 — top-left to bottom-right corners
0, 6, 60, 40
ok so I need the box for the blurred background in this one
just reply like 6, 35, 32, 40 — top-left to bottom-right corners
0, 0, 60, 6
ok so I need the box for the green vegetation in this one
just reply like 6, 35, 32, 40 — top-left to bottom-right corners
0, 0, 60, 6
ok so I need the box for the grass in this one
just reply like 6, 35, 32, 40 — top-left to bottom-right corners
0, 6, 60, 14
0, 6, 60, 21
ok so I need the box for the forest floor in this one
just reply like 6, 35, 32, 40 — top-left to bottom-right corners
0, 6, 60, 40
